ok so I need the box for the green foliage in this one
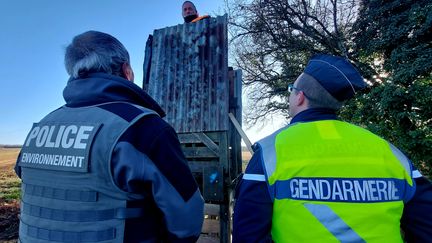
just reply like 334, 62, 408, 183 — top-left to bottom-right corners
341, 81, 432, 177
343, 0, 432, 177
229, 0, 432, 177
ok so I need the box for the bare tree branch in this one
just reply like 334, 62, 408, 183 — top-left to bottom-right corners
227, 0, 360, 125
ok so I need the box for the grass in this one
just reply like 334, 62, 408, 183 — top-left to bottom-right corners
0, 148, 21, 202
0, 172, 20, 201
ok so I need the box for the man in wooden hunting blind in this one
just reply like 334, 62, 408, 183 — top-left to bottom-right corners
233, 54, 432, 243
182, 1, 210, 23
15, 30, 204, 243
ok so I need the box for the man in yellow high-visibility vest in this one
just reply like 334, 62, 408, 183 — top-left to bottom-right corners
233, 54, 432, 243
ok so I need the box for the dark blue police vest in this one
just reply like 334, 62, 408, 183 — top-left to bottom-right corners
17, 102, 157, 243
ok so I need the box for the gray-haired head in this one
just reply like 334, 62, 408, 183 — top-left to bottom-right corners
64, 30, 130, 79
296, 73, 344, 111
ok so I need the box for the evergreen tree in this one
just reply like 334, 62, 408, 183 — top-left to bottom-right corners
344, 0, 432, 176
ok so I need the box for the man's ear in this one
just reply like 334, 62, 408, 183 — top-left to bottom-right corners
297, 91, 307, 106
122, 62, 134, 82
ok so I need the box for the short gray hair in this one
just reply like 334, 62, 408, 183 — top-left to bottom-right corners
296, 73, 343, 110
64, 30, 130, 78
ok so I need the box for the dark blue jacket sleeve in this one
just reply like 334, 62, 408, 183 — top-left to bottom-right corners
401, 173, 432, 242
233, 145, 273, 243
112, 115, 204, 242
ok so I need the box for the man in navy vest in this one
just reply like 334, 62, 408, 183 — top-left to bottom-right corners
15, 30, 204, 243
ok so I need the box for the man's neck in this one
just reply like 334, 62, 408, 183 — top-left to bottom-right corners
290, 108, 338, 124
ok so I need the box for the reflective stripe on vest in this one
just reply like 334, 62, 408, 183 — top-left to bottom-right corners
304, 203, 365, 243
243, 173, 266, 182
259, 120, 413, 243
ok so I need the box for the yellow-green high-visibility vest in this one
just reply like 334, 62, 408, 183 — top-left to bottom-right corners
260, 120, 414, 243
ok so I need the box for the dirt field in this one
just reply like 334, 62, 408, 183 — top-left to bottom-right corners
0, 148, 20, 242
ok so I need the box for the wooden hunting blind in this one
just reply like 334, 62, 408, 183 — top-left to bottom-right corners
143, 15, 242, 242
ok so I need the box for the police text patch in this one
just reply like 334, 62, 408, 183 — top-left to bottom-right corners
19, 122, 101, 172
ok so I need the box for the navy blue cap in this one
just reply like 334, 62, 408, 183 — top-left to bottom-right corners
303, 54, 366, 101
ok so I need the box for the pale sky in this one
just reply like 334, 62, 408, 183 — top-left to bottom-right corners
0, 0, 286, 145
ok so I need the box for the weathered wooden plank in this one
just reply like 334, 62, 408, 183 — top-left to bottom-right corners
202, 219, 220, 235
218, 132, 229, 170
145, 15, 229, 133
198, 235, 219, 243
188, 161, 219, 172
204, 203, 220, 216
192, 133, 220, 155
228, 69, 244, 178
182, 147, 220, 159
142, 35, 153, 91
178, 132, 221, 144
